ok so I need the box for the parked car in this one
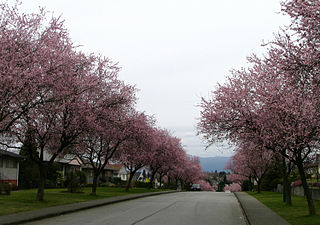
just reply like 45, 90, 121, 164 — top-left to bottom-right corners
191, 184, 201, 191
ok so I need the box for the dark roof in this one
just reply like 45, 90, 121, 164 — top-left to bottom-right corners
0, 150, 24, 159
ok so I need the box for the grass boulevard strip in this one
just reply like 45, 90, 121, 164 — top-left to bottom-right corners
0, 187, 170, 216
247, 191, 320, 225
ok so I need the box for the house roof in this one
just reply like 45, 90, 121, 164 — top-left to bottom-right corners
107, 164, 124, 171
0, 149, 24, 159
81, 163, 116, 171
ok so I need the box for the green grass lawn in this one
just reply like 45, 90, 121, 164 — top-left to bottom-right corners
0, 187, 165, 216
247, 191, 320, 225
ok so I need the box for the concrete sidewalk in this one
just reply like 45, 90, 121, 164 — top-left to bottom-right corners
235, 192, 290, 225
0, 191, 177, 225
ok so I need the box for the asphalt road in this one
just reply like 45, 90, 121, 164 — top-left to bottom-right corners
24, 192, 246, 225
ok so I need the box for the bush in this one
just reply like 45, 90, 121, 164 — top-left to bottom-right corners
65, 170, 87, 193
99, 177, 107, 184
109, 177, 127, 187
162, 183, 177, 190
85, 183, 93, 187
110, 177, 122, 185
45, 179, 56, 188
56, 171, 65, 188
0, 182, 13, 195
99, 182, 115, 187
135, 181, 149, 188
242, 180, 250, 191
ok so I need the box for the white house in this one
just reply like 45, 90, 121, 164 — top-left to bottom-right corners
0, 150, 24, 186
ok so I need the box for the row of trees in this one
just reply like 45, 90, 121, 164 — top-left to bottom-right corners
198, 0, 320, 215
0, 2, 208, 200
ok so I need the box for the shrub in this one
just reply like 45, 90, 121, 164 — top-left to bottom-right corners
56, 171, 65, 188
45, 179, 56, 188
99, 182, 116, 187
110, 177, 122, 185
162, 183, 177, 190
0, 182, 12, 195
99, 177, 107, 184
135, 181, 149, 188
241, 180, 250, 191
109, 177, 127, 187
65, 170, 87, 193
85, 183, 93, 187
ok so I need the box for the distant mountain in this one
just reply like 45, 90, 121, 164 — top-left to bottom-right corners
199, 156, 231, 172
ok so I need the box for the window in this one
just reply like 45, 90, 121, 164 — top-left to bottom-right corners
0, 158, 3, 167
6, 159, 17, 168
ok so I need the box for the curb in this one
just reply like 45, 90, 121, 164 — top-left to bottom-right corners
234, 192, 250, 225
0, 191, 178, 225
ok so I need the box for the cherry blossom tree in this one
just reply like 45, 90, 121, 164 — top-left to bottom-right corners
76, 81, 136, 196
196, 180, 214, 191
224, 183, 241, 192
117, 113, 156, 191
145, 129, 191, 189
198, 0, 320, 215
0, 2, 138, 200
0, 2, 90, 134
167, 152, 189, 189
156, 137, 186, 188
225, 142, 274, 193
0, 2, 103, 200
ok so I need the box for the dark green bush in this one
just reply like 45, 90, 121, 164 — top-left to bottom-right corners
65, 170, 87, 193
242, 180, 250, 191
0, 182, 12, 195
45, 179, 56, 188
110, 177, 122, 184
135, 181, 149, 188
162, 183, 177, 190
99, 177, 107, 184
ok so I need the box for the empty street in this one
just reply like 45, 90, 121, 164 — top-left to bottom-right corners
24, 192, 246, 225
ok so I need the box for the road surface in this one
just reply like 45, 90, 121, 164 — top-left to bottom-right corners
24, 192, 246, 225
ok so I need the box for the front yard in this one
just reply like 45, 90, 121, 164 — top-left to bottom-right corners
0, 187, 163, 215
247, 191, 320, 225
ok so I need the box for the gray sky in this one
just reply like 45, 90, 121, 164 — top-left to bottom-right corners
21, 0, 290, 157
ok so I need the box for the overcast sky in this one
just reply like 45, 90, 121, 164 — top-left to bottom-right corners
21, 0, 290, 157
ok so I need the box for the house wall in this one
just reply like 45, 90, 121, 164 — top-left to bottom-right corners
0, 157, 19, 186
82, 169, 113, 184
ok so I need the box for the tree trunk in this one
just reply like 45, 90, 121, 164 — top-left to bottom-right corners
297, 161, 316, 215
284, 178, 292, 206
36, 164, 46, 201
91, 173, 98, 196
125, 171, 136, 192
148, 171, 156, 190
159, 174, 163, 189
248, 176, 253, 191
257, 179, 261, 194
282, 159, 292, 205
180, 179, 184, 190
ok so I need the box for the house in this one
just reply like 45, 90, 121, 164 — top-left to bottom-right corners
81, 163, 116, 184
54, 155, 83, 175
108, 164, 128, 181
133, 169, 147, 182
305, 154, 320, 178
0, 150, 24, 186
